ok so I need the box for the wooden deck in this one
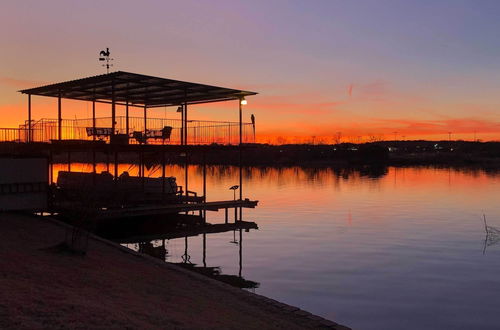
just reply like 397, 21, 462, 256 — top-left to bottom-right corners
95, 199, 258, 220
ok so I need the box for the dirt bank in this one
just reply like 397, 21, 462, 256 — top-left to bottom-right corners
0, 213, 348, 329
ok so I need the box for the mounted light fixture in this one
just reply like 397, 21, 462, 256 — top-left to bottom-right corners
240, 97, 247, 105
176, 106, 183, 112
229, 185, 239, 201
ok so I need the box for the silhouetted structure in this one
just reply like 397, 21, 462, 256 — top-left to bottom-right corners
18, 71, 257, 145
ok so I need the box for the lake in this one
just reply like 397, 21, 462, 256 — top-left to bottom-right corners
54, 164, 500, 329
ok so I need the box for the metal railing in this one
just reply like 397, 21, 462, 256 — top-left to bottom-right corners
9, 116, 255, 145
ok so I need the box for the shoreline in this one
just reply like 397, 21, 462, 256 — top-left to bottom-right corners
2, 141, 499, 169
0, 212, 349, 329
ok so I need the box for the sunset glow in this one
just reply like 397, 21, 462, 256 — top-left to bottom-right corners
1, 1, 500, 143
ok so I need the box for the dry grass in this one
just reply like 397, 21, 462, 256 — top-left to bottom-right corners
0, 213, 321, 329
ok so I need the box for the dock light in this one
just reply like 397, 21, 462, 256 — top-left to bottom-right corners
240, 97, 247, 105
176, 106, 183, 113
229, 185, 239, 201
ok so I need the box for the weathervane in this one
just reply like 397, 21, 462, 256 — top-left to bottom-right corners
99, 47, 113, 74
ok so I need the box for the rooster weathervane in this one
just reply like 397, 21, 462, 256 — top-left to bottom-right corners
99, 47, 113, 74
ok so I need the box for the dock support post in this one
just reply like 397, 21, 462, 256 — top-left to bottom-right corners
143, 105, 147, 145
111, 81, 116, 139
140, 151, 145, 191
202, 233, 206, 268
238, 99, 243, 221
92, 146, 96, 185
184, 102, 188, 145
92, 94, 96, 177
239, 229, 243, 278
92, 101, 96, 142
58, 94, 62, 140
49, 147, 53, 184
180, 105, 184, 145
106, 151, 110, 172
126, 101, 129, 137
183, 236, 189, 263
67, 151, 71, 172
225, 208, 228, 224
27, 94, 31, 143
161, 151, 166, 196
184, 152, 188, 198
114, 151, 118, 180
202, 154, 207, 219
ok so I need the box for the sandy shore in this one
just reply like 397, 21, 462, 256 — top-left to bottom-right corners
0, 213, 349, 329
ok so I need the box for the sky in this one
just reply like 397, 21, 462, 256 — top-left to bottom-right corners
1, 0, 500, 143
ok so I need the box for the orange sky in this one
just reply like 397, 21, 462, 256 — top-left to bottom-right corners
1, 1, 500, 144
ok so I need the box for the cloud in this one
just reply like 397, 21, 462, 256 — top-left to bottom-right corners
375, 117, 500, 135
348, 84, 353, 97
253, 101, 343, 115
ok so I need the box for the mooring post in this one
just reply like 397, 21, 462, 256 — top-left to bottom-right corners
225, 208, 228, 224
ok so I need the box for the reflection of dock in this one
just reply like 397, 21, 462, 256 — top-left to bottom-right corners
115, 220, 258, 243
109, 211, 259, 290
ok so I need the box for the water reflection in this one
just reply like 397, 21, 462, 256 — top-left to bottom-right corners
50, 164, 500, 329
98, 213, 259, 290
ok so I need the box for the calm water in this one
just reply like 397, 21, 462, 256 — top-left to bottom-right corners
55, 164, 500, 329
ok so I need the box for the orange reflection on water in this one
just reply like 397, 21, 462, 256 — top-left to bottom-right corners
51, 164, 499, 208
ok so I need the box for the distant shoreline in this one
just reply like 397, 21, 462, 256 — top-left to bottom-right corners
1, 140, 499, 169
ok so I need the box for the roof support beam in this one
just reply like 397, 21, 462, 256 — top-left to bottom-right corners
27, 94, 31, 143
143, 104, 147, 145
111, 80, 116, 136
58, 94, 62, 141
126, 101, 129, 137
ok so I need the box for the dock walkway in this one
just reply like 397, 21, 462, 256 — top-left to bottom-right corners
95, 199, 258, 219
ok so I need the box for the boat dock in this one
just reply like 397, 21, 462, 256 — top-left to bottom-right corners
57, 199, 259, 221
